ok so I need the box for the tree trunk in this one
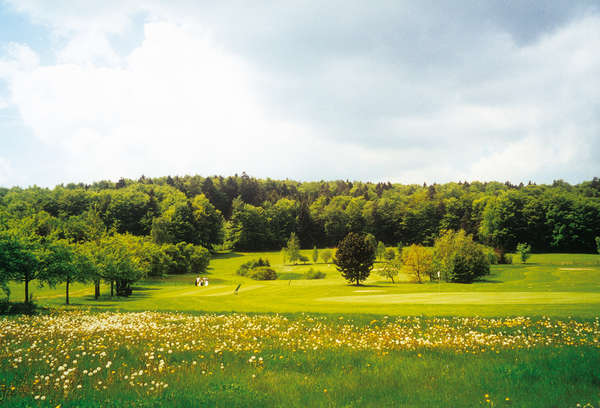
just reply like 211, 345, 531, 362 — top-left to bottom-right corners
110, 280, 114, 297
94, 280, 100, 299
65, 279, 70, 305
24, 277, 29, 303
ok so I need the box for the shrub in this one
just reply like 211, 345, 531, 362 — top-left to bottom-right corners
482, 246, 498, 265
248, 267, 278, 280
516, 243, 532, 263
237, 258, 270, 276
433, 230, 490, 283
384, 248, 396, 261
304, 268, 326, 279
495, 248, 512, 265
320, 249, 332, 264
298, 255, 309, 264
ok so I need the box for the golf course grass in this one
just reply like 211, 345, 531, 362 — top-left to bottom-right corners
2, 251, 599, 407
10, 251, 600, 318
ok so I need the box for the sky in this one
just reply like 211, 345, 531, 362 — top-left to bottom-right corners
0, 1, 599, 188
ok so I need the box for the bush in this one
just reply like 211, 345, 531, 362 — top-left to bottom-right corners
433, 230, 490, 283
495, 249, 513, 265
298, 255, 309, 264
248, 267, 278, 280
237, 258, 271, 276
482, 246, 498, 265
0, 299, 38, 315
516, 243, 532, 263
304, 268, 326, 279
320, 249, 332, 264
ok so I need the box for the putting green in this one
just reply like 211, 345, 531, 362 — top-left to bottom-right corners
317, 291, 600, 305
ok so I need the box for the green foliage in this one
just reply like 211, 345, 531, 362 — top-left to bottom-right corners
377, 258, 400, 283
225, 198, 270, 251
334, 232, 375, 285
595, 236, 600, 254
283, 232, 301, 264
304, 268, 326, 279
2, 176, 600, 257
384, 248, 396, 261
364, 233, 377, 253
237, 258, 271, 276
433, 230, 490, 283
320, 249, 332, 264
495, 248, 513, 264
0, 232, 41, 302
152, 195, 223, 249
312, 246, 319, 263
161, 242, 211, 275
41, 241, 91, 304
516, 243, 532, 263
376, 241, 386, 261
248, 266, 278, 280
401, 244, 432, 283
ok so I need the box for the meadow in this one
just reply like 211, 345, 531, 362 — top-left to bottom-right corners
1, 251, 600, 407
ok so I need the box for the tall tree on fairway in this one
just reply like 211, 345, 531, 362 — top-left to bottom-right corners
334, 232, 375, 286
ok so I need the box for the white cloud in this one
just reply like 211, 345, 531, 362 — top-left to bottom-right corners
0, 3, 598, 186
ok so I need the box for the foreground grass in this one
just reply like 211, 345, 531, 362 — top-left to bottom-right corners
1, 311, 599, 407
7, 251, 600, 318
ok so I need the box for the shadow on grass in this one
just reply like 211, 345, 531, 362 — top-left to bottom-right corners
131, 286, 161, 291
212, 252, 244, 259
83, 292, 153, 303
474, 278, 503, 284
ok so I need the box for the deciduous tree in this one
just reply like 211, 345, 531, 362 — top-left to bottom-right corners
334, 232, 375, 286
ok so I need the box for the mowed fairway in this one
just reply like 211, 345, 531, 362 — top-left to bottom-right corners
10, 252, 600, 318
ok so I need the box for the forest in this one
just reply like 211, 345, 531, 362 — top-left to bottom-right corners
1, 174, 599, 254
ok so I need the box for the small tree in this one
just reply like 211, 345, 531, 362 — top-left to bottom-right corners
364, 233, 377, 253
432, 230, 490, 283
384, 248, 396, 262
516, 243, 532, 263
595, 236, 600, 254
312, 246, 319, 263
334, 232, 375, 286
401, 244, 432, 284
377, 258, 400, 283
0, 233, 40, 303
376, 241, 386, 261
280, 247, 288, 265
43, 241, 92, 305
284, 232, 301, 264
320, 249, 332, 264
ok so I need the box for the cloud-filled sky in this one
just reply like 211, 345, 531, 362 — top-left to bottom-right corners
0, 1, 599, 187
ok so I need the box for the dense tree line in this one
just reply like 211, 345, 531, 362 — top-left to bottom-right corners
1, 175, 599, 254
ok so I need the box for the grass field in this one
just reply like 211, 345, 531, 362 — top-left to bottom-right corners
8, 251, 600, 318
2, 251, 600, 407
